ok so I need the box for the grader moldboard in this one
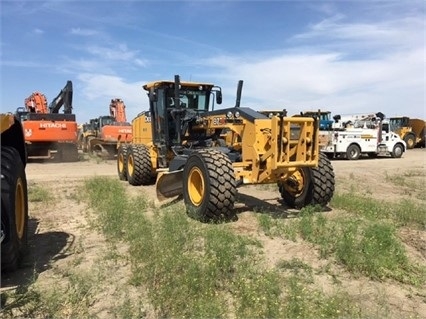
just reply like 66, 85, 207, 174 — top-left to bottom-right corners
117, 75, 335, 222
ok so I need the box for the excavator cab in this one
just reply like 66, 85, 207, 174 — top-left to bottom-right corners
99, 116, 115, 127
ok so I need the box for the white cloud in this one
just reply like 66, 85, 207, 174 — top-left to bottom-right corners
77, 73, 147, 121
33, 28, 44, 35
85, 44, 149, 66
70, 28, 99, 36
207, 46, 424, 119
205, 13, 425, 119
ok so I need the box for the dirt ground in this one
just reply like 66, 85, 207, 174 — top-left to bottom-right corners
1, 148, 425, 318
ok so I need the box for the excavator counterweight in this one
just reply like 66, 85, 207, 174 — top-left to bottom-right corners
16, 81, 79, 162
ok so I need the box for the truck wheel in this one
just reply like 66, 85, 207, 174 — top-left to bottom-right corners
404, 133, 415, 149
1, 146, 28, 272
127, 144, 153, 186
391, 143, 404, 158
346, 144, 361, 160
117, 144, 128, 181
183, 149, 237, 222
279, 153, 335, 209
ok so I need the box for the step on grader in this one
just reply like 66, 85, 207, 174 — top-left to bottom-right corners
117, 75, 335, 222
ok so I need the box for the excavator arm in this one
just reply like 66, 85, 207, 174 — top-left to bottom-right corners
48, 80, 73, 114
109, 98, 127, 123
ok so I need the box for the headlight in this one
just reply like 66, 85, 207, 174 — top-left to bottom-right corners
227, 111, 233, 119
234, 111, 240, 118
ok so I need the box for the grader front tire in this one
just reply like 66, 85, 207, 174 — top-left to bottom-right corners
183, 150, 237, 223
1, 146, 29, 272
117, 144, 128, 181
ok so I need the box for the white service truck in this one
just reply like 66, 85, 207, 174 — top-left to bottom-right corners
319, 127, 406, 160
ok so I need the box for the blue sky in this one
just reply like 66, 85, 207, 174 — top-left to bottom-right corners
1, 0, 424, 123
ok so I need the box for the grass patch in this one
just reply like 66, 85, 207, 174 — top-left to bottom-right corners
336, 222, 425, 285
256, 203, 426, 286
331, 192, 426, 228
28, 184, 53, 203
80, 176, 363, 318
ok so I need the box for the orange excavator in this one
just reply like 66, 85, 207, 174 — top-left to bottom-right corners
15, 81, 79, 162
78, 98, 132, 158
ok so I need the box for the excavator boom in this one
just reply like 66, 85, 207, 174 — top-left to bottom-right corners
24, 92, 48, 113
109, 98, 127, 123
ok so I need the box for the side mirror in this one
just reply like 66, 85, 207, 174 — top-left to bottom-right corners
216, 91, 222, 105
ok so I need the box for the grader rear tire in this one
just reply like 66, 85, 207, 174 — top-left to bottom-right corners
310, 152, 335, 206
1, 146, 29, 272
183, 149, 237, 222
279, 167, 312, 209
127, 144, 153, 186
117, 144, 128, 181
279, 152, 335, 209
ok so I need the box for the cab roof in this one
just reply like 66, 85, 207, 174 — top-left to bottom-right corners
143, 80, 215, 91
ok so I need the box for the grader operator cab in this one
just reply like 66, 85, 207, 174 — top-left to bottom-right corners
117, 75, 335, 222
1, 113, 29, 272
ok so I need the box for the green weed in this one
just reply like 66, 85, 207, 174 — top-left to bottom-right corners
28, 184, 53, 203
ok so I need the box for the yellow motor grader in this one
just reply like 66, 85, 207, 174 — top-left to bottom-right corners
1, 113, 29, 272
117, 75, 335, 222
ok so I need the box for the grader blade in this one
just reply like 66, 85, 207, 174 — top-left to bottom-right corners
156, 170, 184, 201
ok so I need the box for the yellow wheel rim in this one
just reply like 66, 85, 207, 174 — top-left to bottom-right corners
284, 169, 306, 196
15, 177, 25, 239
188, 167, 205, 206
127, 154, 134, 176
118, 152, 125, 173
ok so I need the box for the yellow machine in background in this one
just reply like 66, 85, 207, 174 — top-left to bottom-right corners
1, 113, 29, 272
117, 75, 335, 222
388, 116, 426, 149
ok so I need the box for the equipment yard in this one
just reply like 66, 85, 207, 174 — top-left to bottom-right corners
1, 149, 425, 318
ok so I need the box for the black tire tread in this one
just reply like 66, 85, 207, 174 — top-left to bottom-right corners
185, 149, 237, 222
1, 146, 29, 272
310, 152, 335, 206
127, 144, 153, 186
117, 144, 128, 181
279, 153, 335, 209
